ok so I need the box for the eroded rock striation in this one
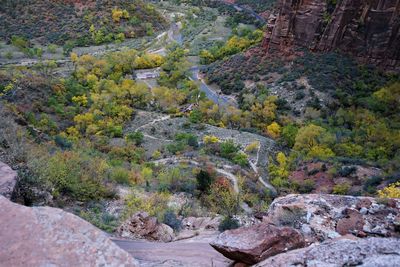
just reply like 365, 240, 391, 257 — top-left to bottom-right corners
0, 195, 138, 267
266, 0, 400, 70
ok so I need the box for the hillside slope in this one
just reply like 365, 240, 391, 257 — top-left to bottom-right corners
0, 0, 166, 46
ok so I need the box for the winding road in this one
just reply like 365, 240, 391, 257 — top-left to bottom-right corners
189, 66, 234, 107
222, 1, 266, 24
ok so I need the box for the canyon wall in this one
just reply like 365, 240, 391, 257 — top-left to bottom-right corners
265, 0, 400, 70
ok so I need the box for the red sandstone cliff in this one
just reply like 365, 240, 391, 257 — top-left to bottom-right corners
265, 0, 400, 70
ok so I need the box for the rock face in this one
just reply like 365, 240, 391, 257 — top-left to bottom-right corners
264, 194, 400, 243
210, 224, 305, 264
255, 237, 400, 267
0, 161, 17, 199
117, 212, 175, 242
0, 195, 138, 267
211, 194, 400, 264
266, 0, 400, 70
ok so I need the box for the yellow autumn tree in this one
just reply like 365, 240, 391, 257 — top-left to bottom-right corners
269, 152, 289, 189
378, 182, 400, 199
266, 122, 281, 139
293, 124, 336, 160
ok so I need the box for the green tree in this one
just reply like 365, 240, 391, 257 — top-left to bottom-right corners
196, 169, 214, 194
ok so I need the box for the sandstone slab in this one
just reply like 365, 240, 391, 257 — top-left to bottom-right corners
256, 237, 400, 267
0, 196, 138, 267
210, 224, 305, 264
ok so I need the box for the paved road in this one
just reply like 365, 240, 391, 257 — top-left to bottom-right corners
113, 239, 231, 267
189, 66, 234, 107
222, 1, 266, 24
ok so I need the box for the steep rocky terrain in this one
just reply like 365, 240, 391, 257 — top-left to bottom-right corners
1, 159, 399, 266
0, 0, 399, 266
211, 193, 400, 265
256, 237, 400, 267
265, 0, 400, 70
0, 0, 166, 45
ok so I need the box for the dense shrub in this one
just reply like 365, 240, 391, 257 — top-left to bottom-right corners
218, 216, 240, 232
297, 179, 316, 194
29, 150, 115, 202
163, 210, 182, 232
79, 202, 119, 232
196, 169, 215, 193
337, 166, 357, 177
126, 131, 144, 145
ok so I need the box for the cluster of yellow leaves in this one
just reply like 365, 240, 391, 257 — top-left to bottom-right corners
152, 87, 186, 113
266, 122, 281, 139
269, 152, 289, 189
203, 135, 220, 144
378, 182, 400, 199
71, 95, 88, 107
293, 124, 335, 160
245, 141, 260, 153
0, 82, 13, 97
250, 96, 277, 126
73, 50, 164, 83
112, 8, 129, 23
196, 95, 279, 130
124, 191, 171, 220
199, 29, 263, 64
134, 54, 165, 69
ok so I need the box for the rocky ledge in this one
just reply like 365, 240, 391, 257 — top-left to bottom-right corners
117, 212, 175, 242
0, 161, 17, 199
0, 196, 138, 266
211, 224, 305, 264
211, 194, 400, 265
255, 237, 400, 267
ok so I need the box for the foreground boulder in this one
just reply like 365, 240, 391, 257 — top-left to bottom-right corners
0, 196, 138, 266
264, 194, 400, 243
210, 224, 305, 264
0, 161, 17, 199
117, 212, 174, 242
255, 237, 400, 267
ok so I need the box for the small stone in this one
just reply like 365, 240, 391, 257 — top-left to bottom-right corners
327, 231, 340, 239
360, 207, 368, 215
356, 198, 372, 210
